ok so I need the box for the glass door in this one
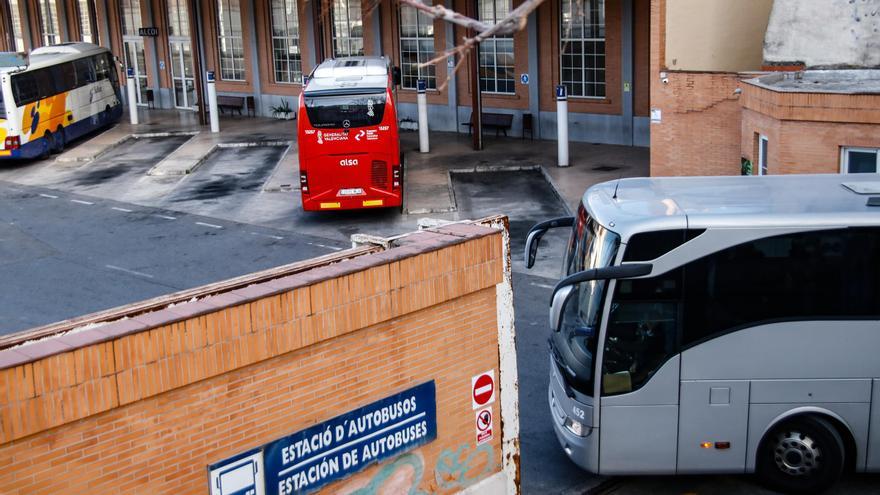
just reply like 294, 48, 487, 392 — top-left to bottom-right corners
169, 40, 196, 109
123, 40, 148, 105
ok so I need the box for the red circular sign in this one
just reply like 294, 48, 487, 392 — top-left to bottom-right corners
473, 374, 494, 406
477, 410, 492, 431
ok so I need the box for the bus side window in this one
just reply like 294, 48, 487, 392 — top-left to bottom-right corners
12, 73, 38, 105
52, 63, 77, 93
602, 269, 682, 395
75, 59, 96, 87
35, 70, 54, 100
93, 55, 110, 81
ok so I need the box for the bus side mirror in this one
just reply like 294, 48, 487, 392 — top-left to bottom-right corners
392, 67, 402, 86
549, 263, 653, 331
524, 216, 574, 269
550, 285, 575, 332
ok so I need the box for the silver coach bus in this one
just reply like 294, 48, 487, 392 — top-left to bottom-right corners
525, 174, 880, 493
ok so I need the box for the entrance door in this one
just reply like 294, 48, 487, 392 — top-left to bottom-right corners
169, 40, 196, 109
123, 40, 148, 105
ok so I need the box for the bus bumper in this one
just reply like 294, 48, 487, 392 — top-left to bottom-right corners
548, 358, 600, 473
0, 140, 48, 160
302, 194, 402, 211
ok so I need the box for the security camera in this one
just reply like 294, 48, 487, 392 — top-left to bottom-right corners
661, 77, 669, 84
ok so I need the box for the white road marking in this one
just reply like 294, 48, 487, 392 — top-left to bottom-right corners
39, 193, 58, 199
111, 207, 133, 212
155, 214, 177, 220
70, 199, 94, 205
196, 221, 223, 229
250, 232, 284, 240
105, 264, 154, 279
530, 282, 554, 289
308, 242, 343, 251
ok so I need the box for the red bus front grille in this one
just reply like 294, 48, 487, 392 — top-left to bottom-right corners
371, 160, 388, 189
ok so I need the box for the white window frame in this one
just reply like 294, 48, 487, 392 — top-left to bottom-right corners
398, 1, 436, 91
270, 0, 302, 84
477, 0, 515, 95
216, 0, 246, 81
331, 0, 363, 57
840, 147, 880, 174
38, 0, 60, 46
758, 135, 769, 176
560, 0, 606, 99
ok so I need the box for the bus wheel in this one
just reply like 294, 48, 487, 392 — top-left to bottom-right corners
53, 127, 66, 153
40, 132, 53, 159
756, 415, 845, 494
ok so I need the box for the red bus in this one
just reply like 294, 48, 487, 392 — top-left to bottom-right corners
298, 57, 403, 211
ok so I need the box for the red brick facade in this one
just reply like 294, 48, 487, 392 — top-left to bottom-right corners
0, 225, 512, 494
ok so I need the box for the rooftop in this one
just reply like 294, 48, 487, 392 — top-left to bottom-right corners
585, 174, 880, 239
746, 70, 880, 94
304, 56, 390, 96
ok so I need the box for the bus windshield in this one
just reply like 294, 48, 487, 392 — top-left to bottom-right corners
0, 91, 5, 119
304, 92, 386, 129
552, 206, 620, 395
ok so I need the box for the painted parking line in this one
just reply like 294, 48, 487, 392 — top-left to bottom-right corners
308, 242, 343, 251
105, 264, 155, 279
530, 282, 554, 290
154, 214, 177, 220
251, 232, 284, 240
39, 193, 58, 199
111, 207, 133, 212
70, 199, 94, 205
195, 221, 223, 229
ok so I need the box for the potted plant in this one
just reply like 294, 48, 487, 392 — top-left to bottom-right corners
270, 99, 295, 120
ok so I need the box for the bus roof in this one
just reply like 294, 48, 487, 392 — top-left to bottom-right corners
585, 174, 880, 240
0, 43, 108, 74
304, 57, 389, 96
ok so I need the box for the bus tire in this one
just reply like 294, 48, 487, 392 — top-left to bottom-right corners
53, 127, 65, 153
40, 132, 53, 159
756, 415, 845, 494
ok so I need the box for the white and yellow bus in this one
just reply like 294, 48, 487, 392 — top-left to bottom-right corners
0, 43, 122, 159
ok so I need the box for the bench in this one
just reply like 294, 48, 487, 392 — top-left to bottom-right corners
461, 112, 514, 137
216, 95, 256, 117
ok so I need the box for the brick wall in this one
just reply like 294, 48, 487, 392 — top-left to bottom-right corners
651, 0, 757, 177
740, 81, 880, 174
0, 223, 514, 494
649, 71, 745, 176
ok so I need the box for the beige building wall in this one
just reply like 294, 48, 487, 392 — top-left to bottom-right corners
664, 0, 773, 72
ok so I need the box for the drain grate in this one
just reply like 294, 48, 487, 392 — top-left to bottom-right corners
592, 165, 621, 172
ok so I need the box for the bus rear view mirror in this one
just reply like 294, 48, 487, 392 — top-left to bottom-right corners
549, 263, 653, 332
550, 285, 575, 332
524, 216, 574, 269
392, 67, 402, 86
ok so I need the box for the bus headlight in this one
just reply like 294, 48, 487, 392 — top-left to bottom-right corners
564, 417, 589, 437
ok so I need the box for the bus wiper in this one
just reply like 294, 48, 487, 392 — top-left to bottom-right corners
548, 338, 576, 398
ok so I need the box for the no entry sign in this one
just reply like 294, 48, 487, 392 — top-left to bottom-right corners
471, 370, 495, 409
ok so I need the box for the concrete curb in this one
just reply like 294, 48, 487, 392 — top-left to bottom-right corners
147, 138, 292, 177
55, 131, 132, 164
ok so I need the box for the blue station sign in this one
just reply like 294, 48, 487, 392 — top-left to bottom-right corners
208, 381, 437, 495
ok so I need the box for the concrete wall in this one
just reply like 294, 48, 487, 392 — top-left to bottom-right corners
0, 222, 518, 495
664, 0, 773, 72
764, 0, 880, 68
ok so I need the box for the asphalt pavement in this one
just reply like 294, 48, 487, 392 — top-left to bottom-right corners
2, 130, 878, 494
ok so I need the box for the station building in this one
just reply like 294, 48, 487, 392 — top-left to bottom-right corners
0, 0, 651, 145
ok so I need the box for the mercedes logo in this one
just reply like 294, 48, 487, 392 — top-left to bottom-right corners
343, 119, 351, 128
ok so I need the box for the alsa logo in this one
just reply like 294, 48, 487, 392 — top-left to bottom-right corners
339, 158, 359, 167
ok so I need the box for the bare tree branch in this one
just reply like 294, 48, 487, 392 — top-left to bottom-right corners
398, 0, 545, 37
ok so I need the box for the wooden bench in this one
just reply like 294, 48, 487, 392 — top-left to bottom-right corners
461, 112, 514, 136
216, 95, 256, 117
